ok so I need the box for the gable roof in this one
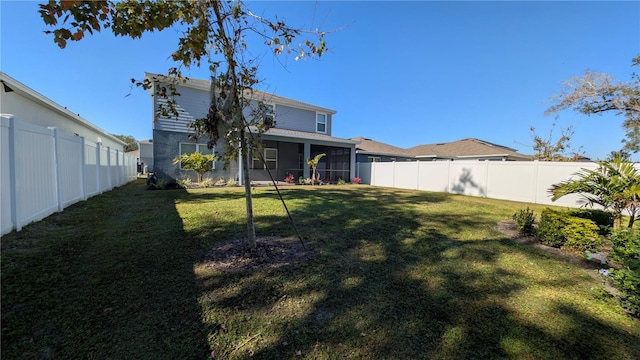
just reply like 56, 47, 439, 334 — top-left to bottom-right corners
351, 137, 413, 158
407, 138, 532, 161
145, 72, 336, 115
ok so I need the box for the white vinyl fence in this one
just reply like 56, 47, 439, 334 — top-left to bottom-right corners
1, 115, 137, 235
356, 159, 624, 209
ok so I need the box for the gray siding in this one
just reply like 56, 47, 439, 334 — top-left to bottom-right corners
152, 129, 233, 182
154, 85, 210, 133
274, 105, 332, 135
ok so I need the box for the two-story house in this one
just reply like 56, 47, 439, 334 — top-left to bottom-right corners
147, 73, 358, 184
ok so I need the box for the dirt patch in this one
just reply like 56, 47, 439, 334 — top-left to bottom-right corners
201, 236, 317, 274
497, 220, 619, 295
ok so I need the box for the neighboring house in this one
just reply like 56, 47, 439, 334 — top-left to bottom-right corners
138, 139, 153, 173
146, 73, 358, 183
352, 137, 416, 162
0, 72, 126, 151
407, 138, 532, 161
352, 137, 531, 162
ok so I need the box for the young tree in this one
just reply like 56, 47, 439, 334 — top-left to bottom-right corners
549, 155, 640, 228
529, 123, 585, 161
546, 55, 640, 152
173, 152, 215, 183
306, 153, 325, 184
39, 0, 332, 252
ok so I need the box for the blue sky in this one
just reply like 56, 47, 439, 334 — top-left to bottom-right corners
1, 1, 638, 160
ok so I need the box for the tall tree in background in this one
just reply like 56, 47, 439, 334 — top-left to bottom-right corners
39, 0, 331, 252
529, 123, 585, 161
112, 134, 138, 152
545, 55, 640, 153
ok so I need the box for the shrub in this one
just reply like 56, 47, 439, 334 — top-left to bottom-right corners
352, 177, 362, 184
513, 207, 536, 236
562, 217, 601, 252
536, 208, 567, 247
609, 269, 640, 316
535, 208, 601, 251
607, 228, 640, 316
214, 178, 227, 186
284, 173, 295, 183
337, 177, 346, 185
298, 176, 305, 185
200, 177, 214, 188
226, 177, 238, 186
568, 209, 614, 235
176, 177, 193, 189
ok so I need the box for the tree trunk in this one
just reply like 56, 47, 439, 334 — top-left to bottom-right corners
240, 131, 256, 252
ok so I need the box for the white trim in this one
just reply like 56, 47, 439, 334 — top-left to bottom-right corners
316, 112, 327, 134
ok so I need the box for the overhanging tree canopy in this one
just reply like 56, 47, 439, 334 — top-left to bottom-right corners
39, 0, 333, 251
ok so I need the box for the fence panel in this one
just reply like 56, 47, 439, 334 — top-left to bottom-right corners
358, 159, 623, 209
486, 161, 536, 203
417, 161, 450, 193
56, 130, 84, 208
84, 141, 100, 197
1, 117, 137, 236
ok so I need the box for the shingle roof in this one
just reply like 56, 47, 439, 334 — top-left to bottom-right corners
351, 137, 414, 157
407, 138, 532, 160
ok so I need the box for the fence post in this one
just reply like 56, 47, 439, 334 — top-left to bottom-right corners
50, 127, 63, 211
416, 160, 420, 190
446, 160, 452, 193
115, 149, 120, 187
106, 146, 112, 190
483, 160, 489, 198
532, 160, 539, 204
96, 142, 102, 194
80, 137, 87, 201
8, 117, 19, 232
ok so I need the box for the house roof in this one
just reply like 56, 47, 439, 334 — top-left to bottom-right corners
351, 137, 413, 158
145, 72, 337, 115
407, 138, 532, 161
0, 72, 126, 146
254, 127, 359, 145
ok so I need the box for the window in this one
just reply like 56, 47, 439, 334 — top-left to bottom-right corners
390, 157, 396, 162
316, 113, 327, 133
368, 156, 381, 162
263, 103, 276, 128
179, 143, 214, 169
252, 148, 277, 170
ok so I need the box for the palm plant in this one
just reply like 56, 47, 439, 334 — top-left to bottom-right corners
173, 152, 216, 183
307, 153, 326, 185
550, 155, 640, 228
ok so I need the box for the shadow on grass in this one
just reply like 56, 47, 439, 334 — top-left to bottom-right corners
192, 186, 639, 359
2, 183, 638, 359
1, 180, 211, 359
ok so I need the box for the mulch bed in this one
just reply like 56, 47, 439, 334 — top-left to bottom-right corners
200, 236, 317, 274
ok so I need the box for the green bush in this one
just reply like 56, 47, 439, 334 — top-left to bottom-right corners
568, 209, 614, 235
536, 209, 567, 247
513, 207, 536, 236
610, 268, 640, 317
607, 228, 640, 316
535, 208, 601, 251
562, 217, 602, 252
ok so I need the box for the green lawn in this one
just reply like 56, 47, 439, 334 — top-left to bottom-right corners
2, 180, 638, 359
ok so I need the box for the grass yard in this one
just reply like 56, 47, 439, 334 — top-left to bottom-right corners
2, 179, 639, 359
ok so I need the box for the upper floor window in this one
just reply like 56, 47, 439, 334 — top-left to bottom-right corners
263, 103, 276, 128
316, 113, 327, 133
179, 143, 215, 169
